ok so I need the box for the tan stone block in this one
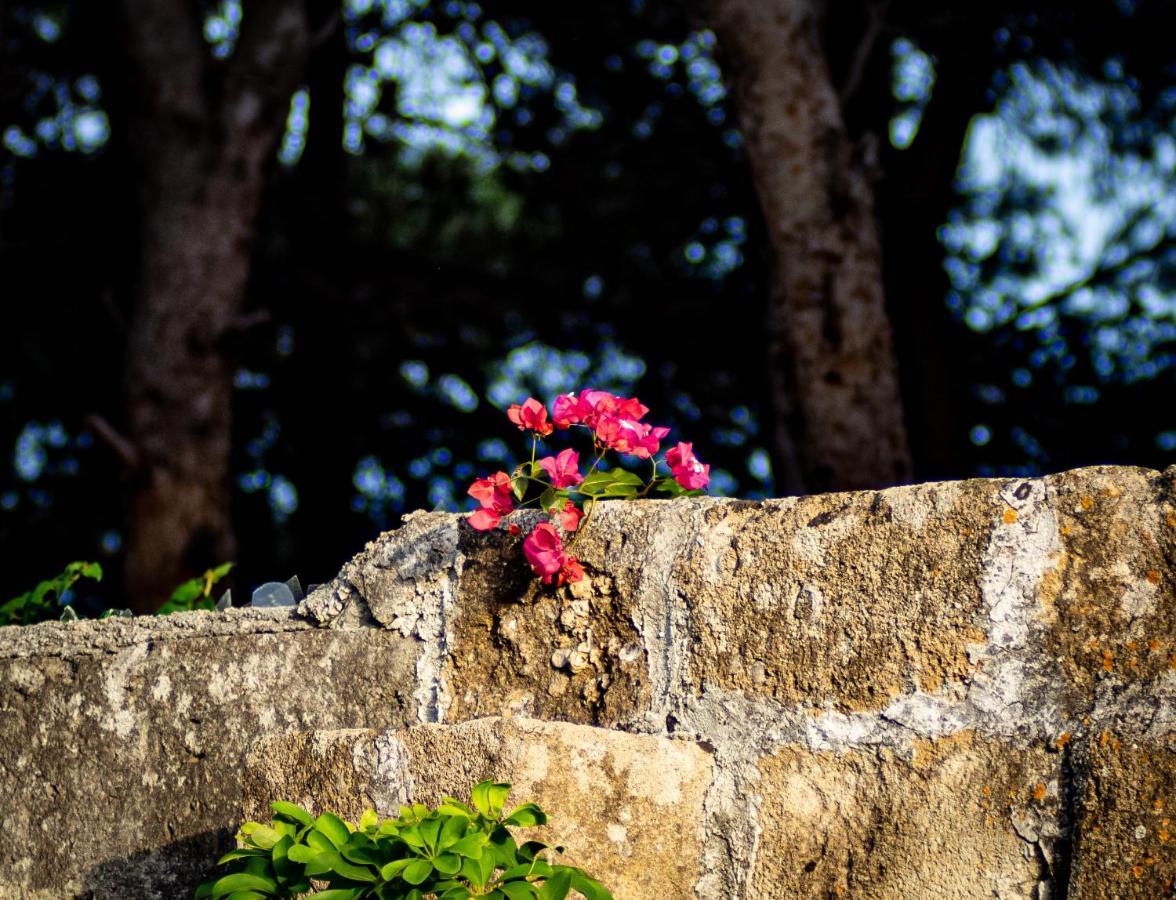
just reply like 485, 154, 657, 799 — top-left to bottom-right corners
445, 508, 654, 726
248, 717, 713, 900
678, 480, 996, 711
1043, 467, 1176, 698
751, 732, 1062, 898
1070, 731, 1175, 898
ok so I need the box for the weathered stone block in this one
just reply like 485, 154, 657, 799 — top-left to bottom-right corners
248, 716, 713, 900
1069, 731, 1175, 898
750, 731, 1064, 898
677, 480, 996, 711
1043, 467, 1176, 703
0, 610, 419, 898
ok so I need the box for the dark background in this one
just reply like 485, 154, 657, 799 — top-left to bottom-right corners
1, 0, 1173, 612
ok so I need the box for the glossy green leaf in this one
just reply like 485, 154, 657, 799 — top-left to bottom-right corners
208, 872, 277, 898
570, 871, 613, 900
500, 881, 540, 900
538, 869, 572, 900
402, 858, 434, 885
271, 801, 313, 827
503, 803, 547, 828
314, 812, 351, 850
449, 832, 488, 858
439, 814, 468, 850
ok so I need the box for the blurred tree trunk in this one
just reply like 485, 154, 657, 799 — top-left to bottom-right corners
706, 0, 912, 494
117, 0, 309, 611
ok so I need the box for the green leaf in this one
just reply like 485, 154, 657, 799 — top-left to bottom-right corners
438, 814, 468, 850
359, 808, 379, 832
214, 849, 267, 865
286, 844, 321, 864
434, 852, 462, 875
440, 887, 472, 900
313, 891, 366, 900
271, 801, 313, 828
314, 812, 352, 850
341, 834, 383, 866
499, 881, 539, 900
538, 869, 572, 900
511, 475, 528, 502
487, 783, 511, 817
538, 488, 568, 514
437, 798, 474, 818
241, 824, 282, 850
449, 832, 488, 858
419, 816, 443, 853
569, 871, 613, 900
307, 829, 339, 855
380, 858, 414, 880
270, 835, 294, 879
209, 873, 277, 899
503, 804, 547, 828
470, 781, 493, 818
402, 858, 433, 885
578, 469, 642, 498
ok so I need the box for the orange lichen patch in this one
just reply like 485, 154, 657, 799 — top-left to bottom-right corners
1061, 524, 1072, 536
1087, 638, 1100, 651
1080, 496, 1095, 511
1055, 732, 1072, 750
1126, 640, 1138, 651
1146, 569, 1162, 585
1159, 828, 1170, 845
1100, 730, 1112, 748
1149, 639, 1161, 652
1132, 864, 1144, 879
1002, 508, 1019, 525
1102, 649, 1115, 671
1169, 654, 1176, 670
1167, 511, 1176, 528
1032, 783, 1047, 801
981, 785, 991, 797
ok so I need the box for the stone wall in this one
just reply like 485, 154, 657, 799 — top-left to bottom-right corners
0, 464, 1172, 898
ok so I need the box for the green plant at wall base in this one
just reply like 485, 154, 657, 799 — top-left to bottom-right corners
157, 562, 234, 615
0, 561, 102, 626
195, 780, 612, 900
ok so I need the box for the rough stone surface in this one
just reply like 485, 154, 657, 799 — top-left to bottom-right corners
0, 464, 1172, 898
250, 717, 713, 900
0, 610, 419, 898
1069, 730, 1175, 898
751, 731, 1064, 898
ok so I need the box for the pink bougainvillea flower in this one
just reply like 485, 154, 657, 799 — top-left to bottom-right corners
558, 500, 583, 532
551, 393, 581, 429
467, 508, 503, 531
523, 521, 565, 580
538, 448, 583, 488
466, 471, 514, 531
556, 555, 585, 586
595, 416, 669, 459
575, 389, 619, 428
666, 441, 710, 490
506, 397, 554, 437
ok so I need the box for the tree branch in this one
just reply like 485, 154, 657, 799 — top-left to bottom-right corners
85, 414, 140, 471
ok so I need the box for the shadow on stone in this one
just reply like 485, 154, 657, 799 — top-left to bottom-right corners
81, 827, 232, 900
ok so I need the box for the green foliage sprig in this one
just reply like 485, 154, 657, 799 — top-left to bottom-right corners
0, 560, 102, 626
196, 780, 612, 900
157, 562, 234, 614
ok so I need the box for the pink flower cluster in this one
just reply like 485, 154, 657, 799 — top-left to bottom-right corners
467, 391, 710, 586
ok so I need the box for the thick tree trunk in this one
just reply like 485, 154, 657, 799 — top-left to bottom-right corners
707, 0, 912, 493
118, 0, 308, 611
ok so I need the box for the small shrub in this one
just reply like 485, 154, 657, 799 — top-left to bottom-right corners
0, 560, 102, 626
196, 780, 612, 900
